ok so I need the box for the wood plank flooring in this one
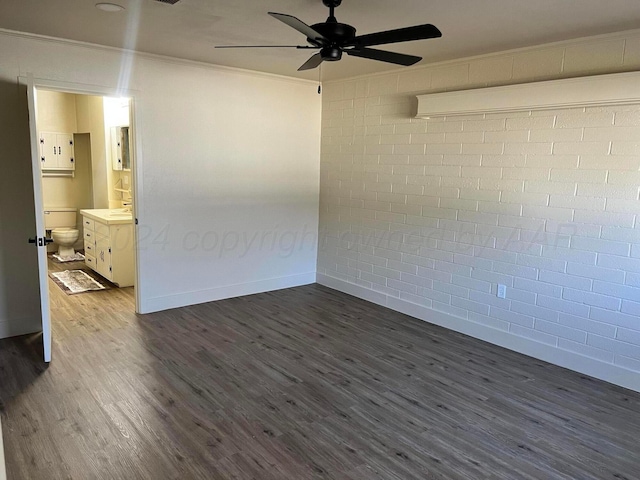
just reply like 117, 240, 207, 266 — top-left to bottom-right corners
1, 262, 639, 479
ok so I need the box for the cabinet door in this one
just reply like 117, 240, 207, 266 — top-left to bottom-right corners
111, 127, 123, 170
120, 127, 131, 170
96, 236, 113, 281
57, 133, 75, 170
39, 132, 58, 169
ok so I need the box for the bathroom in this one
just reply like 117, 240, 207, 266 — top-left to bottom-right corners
37, 89, 135, 294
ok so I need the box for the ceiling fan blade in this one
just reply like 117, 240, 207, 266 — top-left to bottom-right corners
346, 24, 442, 48
346, 48, 422, 66
268, 12, 328, 45
215, 45, 318, 49
298, 53, 324, 71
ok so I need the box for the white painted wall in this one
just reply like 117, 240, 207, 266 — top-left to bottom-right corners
317, 30, 640, 391
36, 89, 77, 132
76, 94, 108, 209
0, 30, 321, 336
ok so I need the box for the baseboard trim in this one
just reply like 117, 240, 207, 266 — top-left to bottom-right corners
0, 415, 7, 480
317, 273, 640, 393
141, 272, 317, 314
0, 318, 41, 340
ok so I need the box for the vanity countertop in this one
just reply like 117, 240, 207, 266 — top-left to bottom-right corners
80, 209, 133, 225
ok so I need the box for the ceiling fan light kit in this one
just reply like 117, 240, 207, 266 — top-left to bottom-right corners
216, 0, 442, 71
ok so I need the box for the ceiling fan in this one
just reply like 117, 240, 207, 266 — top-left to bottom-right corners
216, 0, 442, 71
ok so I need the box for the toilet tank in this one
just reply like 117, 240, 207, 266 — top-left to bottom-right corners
44, 207, 77, 229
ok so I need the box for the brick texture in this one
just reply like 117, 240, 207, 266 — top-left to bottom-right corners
318, 31, 640, 373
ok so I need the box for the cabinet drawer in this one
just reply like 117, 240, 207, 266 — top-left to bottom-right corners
85, 254, 97, 269
83, 217, 94, 232
84, 229, 95, 243
95, 221, 110, 237
84, 240, 95, 256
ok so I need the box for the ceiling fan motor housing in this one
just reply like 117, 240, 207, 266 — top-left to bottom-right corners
309, 22, 356, 45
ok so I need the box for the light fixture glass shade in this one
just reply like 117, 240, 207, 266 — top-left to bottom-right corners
95, 3, 125, 12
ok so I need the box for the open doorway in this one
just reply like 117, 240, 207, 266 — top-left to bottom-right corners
30, 85, 139, 359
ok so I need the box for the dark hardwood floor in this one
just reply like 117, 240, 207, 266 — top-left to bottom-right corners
1, 261, 639, 479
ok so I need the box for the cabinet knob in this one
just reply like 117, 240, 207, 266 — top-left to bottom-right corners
70, 158, 74, 163
41, 157, 45, 162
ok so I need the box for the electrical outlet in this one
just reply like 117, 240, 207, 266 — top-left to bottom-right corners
497, 284, 507, 299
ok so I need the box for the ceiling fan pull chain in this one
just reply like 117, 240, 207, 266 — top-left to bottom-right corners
318, 63, 322, 94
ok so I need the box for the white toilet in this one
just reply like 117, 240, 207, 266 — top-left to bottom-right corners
45, 208, 80, 257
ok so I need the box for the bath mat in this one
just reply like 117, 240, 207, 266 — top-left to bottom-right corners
49, 269, 107, 295
52, 252, 85, 263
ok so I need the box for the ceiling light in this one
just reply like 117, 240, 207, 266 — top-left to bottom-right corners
95, 3, 125, 12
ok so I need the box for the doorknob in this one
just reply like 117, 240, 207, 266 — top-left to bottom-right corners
28, 237, 54, 246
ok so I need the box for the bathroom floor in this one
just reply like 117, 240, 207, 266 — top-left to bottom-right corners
47, 252, 135, 317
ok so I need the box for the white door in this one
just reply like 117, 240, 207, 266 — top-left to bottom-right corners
57, 133, 75, 170
96, 236, 112, 281
111, 127, 123, 170
39, 131, 58, 169
26, 75, 52, 363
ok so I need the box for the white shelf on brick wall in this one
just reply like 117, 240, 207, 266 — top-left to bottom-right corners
415, 71, 640, 119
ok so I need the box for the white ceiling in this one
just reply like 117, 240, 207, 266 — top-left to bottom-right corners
2, 0, 640, 81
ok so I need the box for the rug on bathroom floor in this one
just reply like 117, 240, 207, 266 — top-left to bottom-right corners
49, 269, 107, 295
52, 252, 85, 263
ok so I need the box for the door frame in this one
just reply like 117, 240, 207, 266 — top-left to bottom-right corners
21, 76, 144, 355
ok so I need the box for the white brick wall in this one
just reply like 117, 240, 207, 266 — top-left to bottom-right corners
318, 30, 640, 379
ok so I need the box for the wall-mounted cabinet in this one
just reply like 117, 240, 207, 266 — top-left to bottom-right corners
111, 126, 130, 171
39, 132, 75, 171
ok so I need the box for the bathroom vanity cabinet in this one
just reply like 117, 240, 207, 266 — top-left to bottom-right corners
81, 210, 134, 287
39, 132, 75, 170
